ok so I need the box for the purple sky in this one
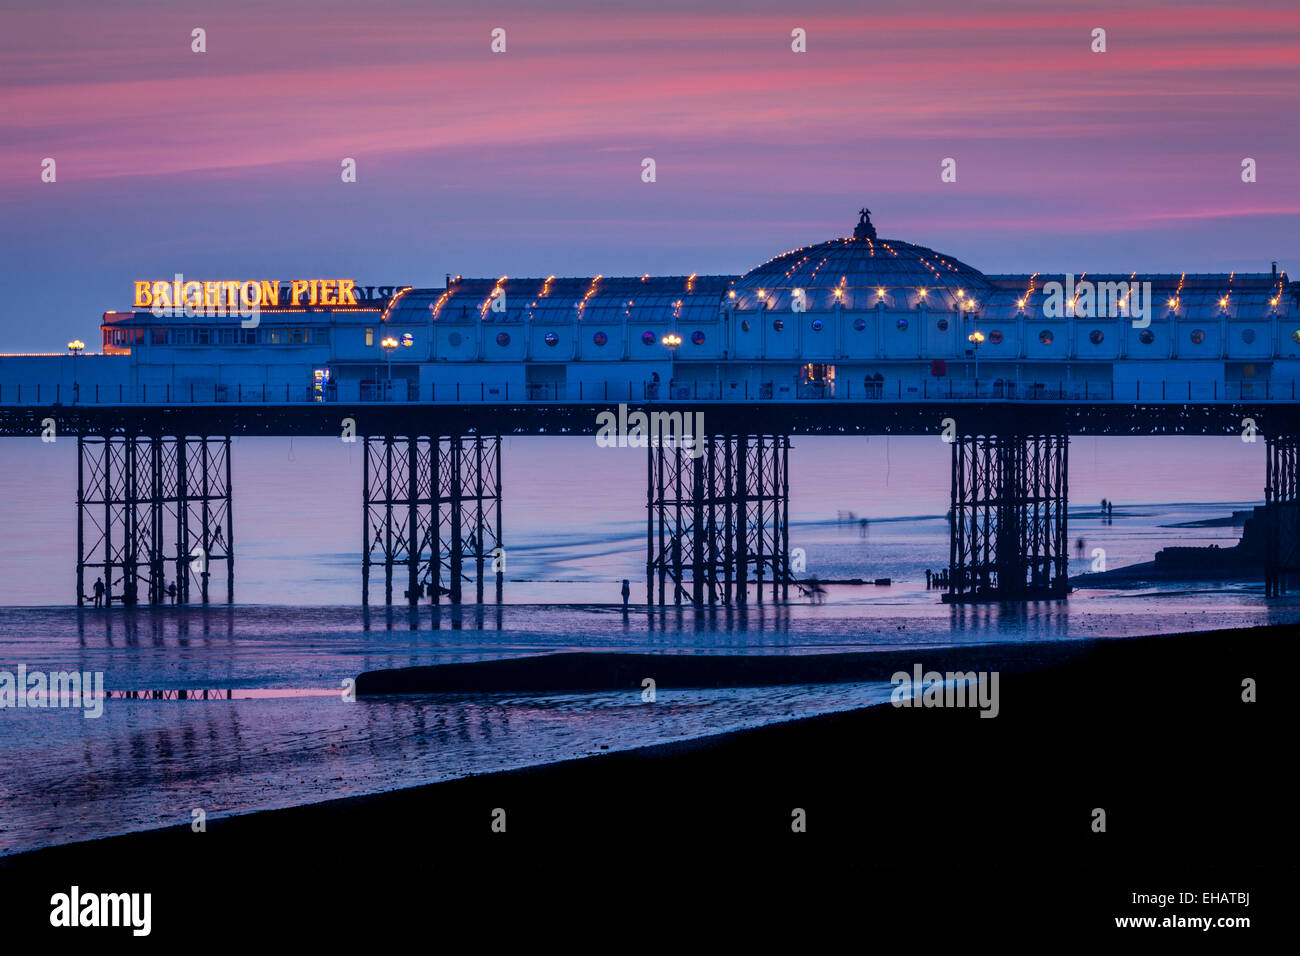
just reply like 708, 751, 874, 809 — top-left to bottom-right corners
1, 0, 1297, 352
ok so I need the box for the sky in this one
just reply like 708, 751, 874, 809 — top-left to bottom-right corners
1, 0, 1297, 353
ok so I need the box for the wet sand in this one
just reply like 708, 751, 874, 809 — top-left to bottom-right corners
2, 624, 1285, 940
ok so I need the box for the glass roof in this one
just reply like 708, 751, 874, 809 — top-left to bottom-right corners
728, 236, 992, 313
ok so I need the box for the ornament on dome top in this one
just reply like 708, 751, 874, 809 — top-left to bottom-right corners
853, 207, 877, 240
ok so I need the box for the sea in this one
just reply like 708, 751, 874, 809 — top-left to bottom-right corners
2, 434, 1296, 854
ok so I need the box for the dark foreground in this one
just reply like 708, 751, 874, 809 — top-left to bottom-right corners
2, 625, 1288, 941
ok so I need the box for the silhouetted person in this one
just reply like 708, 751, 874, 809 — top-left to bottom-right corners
167, 582, 177, 604
92, 577, 104, 609
621, 579, 630, 608
1075, 537, 1086, 559
925, 569, 932, 589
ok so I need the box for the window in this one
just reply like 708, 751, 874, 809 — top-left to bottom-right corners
936, 318, 948, 332
989, 330, 1003, 344
853, 317, 867, 332
642, 331, 655, 345
365, 328, 374, 346
545, 332, 559, 346
895, 318, 908, 330
240, 328, 257, 345
1190, 329, 1206, 345
152, 329, 168, 345
691, 331, 705, 344
1140, 329, 1155, 345
496, 332, 510, 346
1242, 328, 1256, 344
1038, 330, 1054, 345
593, 331, 608, 346
291, 329, 306, 345
811, 319, 823, 332
449, 332, 462, 346
1089, 329, 1104, 345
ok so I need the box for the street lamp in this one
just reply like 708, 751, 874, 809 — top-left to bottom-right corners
67, 339, 84, 404
380, 335, 398, 399
661, 333, 682, 398
968, 330, 984, 381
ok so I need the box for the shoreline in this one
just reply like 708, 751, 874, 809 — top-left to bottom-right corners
1, 622, 1285, 937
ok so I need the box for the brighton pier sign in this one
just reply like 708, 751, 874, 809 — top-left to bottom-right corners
133, 277, 363, 312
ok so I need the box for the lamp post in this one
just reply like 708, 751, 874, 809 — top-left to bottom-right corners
67, 339, 84, 403
968, 329, 984, 381
380, 335, 398, 400
661, 333, 682, 398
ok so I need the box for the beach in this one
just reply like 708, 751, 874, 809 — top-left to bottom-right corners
2, 622, 1284, 939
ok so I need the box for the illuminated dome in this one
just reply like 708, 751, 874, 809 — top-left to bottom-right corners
729, 208, 991, 312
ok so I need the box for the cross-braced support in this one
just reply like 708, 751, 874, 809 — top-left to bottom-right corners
76, 435, 233, 606
647, 432, 790, 605
945, 433, 1068, 603
362, 434, 503, 605
1264, 434, 1300, 596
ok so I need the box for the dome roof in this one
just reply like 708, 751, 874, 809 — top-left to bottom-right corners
730, 209, 990, 313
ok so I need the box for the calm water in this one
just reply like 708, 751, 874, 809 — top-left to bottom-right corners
0, 435, 1272, 605
1, 435, 1290, 855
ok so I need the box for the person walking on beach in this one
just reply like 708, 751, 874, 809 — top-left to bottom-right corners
92, 577, 104, 608
621, 579, 631, 608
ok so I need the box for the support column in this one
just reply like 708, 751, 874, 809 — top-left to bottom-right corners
76, 434, 233, 606
363, 434, 502, 605
647, 430, 790, 606
1265, 433, 1299, 596
945, 432, 1068, 603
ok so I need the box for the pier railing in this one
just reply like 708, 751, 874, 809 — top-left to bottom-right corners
0, 378, 1297, 406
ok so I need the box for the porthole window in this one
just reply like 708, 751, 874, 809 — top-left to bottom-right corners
691, 331, 705, 345
448, 332, 462, 347
773, 319, 785, 332
1089, 329, 1104, 345
853, 317, 867, 332
989, 330, 1003, 345
1139, 329, 1155, 345
641, 331, 655, 345
1242, 328, 1256, 344
402, 333, 415, 347
496, 332, 510, 347
545, 332, 559, 347
896, 318, 909, 330
936, 318, 949, 332
593, 331, 608, 346
1038, 329, 1054, 345
811, 319, 824, 332
1190, 329, 1205, 345
1293, 329, 1300, 344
